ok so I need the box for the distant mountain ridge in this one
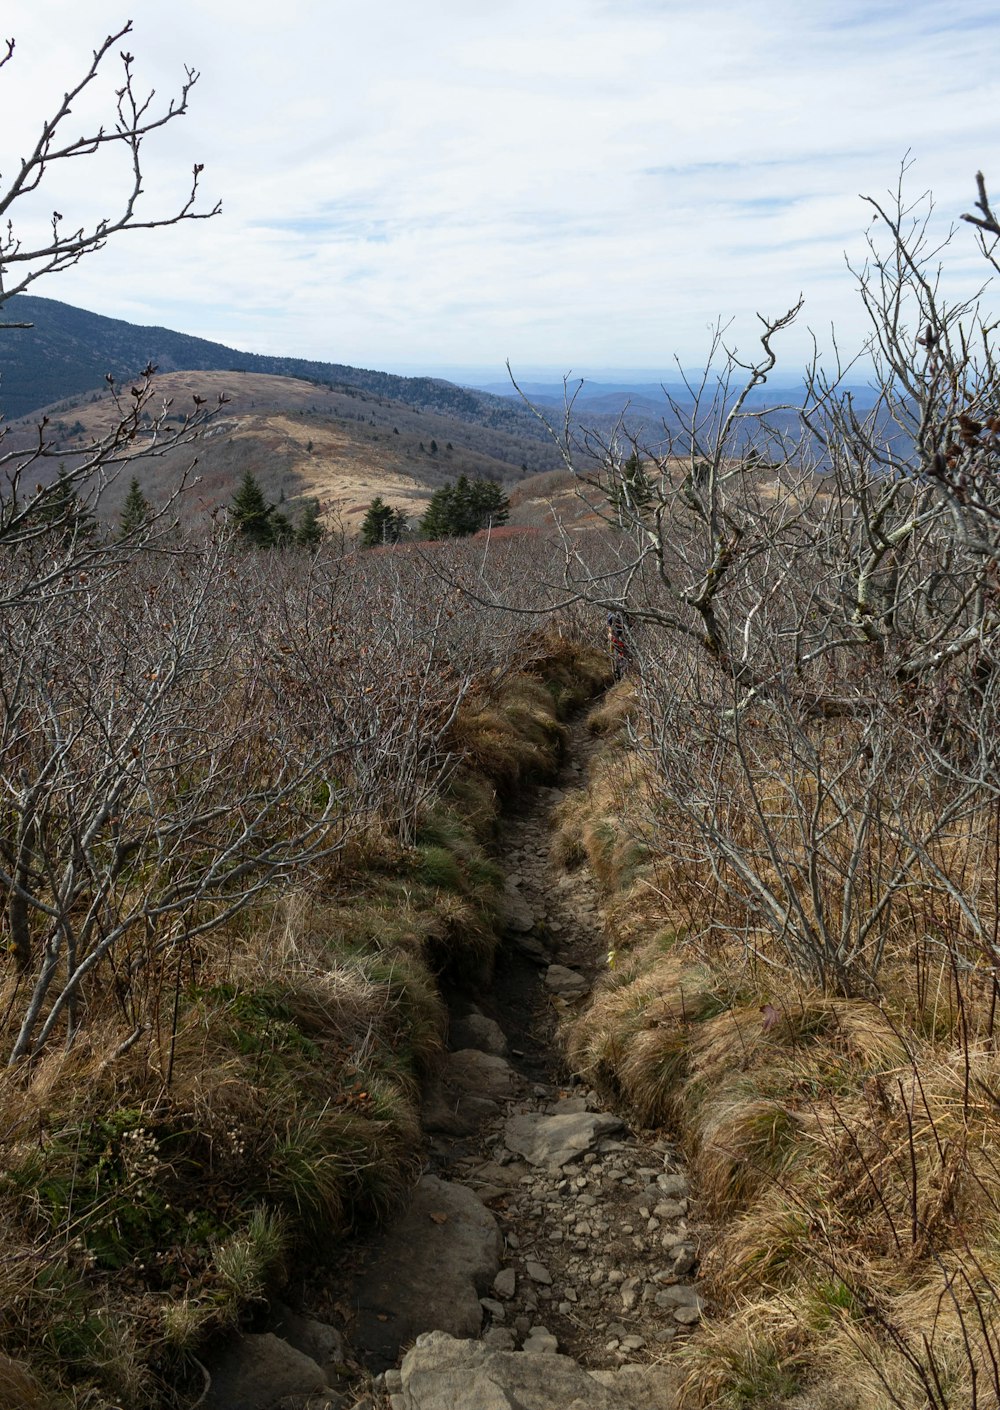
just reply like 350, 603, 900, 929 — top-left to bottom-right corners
0, 296, 552, 444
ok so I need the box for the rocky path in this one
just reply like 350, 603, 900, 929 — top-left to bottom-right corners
201, 718, 701, 1410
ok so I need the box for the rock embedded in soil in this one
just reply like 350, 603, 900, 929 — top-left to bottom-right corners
498, 880, 536, 934
543, 963, 590, 999
201, 1333, 331, 1410
270, 1307, 346, 1387
351, 1176, 501, 1371
504, 1111, 624, 1170
449, 1012, 509, 1056
444, 1049, 519, 1100
422, 1080, 499, 1137
511, 932, 551, 965
522, 1325, 559, 1355
397, 1331, 680, 1410
493, 1268, 517, 1299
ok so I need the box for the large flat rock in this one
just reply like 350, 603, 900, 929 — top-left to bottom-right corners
444, 1049, 518, 1100
450, 1011, 509, 1056
399, 1331, 678, 1410
201, 1333, 329, 1410
352, 1177, 501, 1371
544, 963, 590, 999
504, 1111, 624, 1170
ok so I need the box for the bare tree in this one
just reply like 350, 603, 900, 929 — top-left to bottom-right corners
518, 169, 1000, 994
0, 20, 219, 312
0, 21, 224, 592
0, 542, 361, 1063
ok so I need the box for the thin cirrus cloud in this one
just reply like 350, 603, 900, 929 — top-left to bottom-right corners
0, 0, 997, 379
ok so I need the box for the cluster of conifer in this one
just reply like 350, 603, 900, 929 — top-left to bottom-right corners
359, 473, 510, 547
228, 469, 323, 548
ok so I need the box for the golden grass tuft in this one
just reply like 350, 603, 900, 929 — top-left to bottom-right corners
448, 674, 567, 794
695, 1091, 808, 1217
586, 679, 638, 736
0, 1357, 54, 1410
569, 950, 718, 1123
677, 1294, 814, 1408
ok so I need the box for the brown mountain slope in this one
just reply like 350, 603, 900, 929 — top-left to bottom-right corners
6, 369, 562, 534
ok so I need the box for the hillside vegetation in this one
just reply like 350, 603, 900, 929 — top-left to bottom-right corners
0, 506, 610, 1406
521, 179, 1000, 1410
0, 296, 562, 477
2, 368, 550, 536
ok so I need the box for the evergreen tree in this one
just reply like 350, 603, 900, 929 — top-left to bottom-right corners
229, 470, 274, 547
468, 478, 510, 530
419, 477, 510, 539
360, 496, 405, 547
118, 476, 152, 538
296, 498, 324, 548
419, 482, 458, 540
450, 475, 477, 535
38, 468, 98, 549
270, 509, 294, 547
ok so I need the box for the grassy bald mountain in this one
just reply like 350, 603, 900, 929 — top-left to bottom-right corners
0, 296, 574, 533
0, 296, 555, 442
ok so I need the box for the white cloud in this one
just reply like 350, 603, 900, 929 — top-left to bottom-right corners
1, 0, 998, 377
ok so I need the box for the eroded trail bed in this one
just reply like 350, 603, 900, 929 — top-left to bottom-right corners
340, 718, 703, 1407
205, 719, 701, 1410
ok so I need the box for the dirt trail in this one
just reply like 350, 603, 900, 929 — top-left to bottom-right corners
335, 715, 703, 1393
433, 717, 703, 1369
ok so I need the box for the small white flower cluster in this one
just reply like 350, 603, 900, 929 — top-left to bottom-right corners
120, 1126, 160, 1185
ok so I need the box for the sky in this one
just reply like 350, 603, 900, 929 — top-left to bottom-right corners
2, 1, 999, 383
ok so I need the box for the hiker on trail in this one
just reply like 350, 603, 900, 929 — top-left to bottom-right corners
606, 610, 632, 679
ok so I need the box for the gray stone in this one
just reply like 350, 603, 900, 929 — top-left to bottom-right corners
588, 1365, 679, 1409
504, 1112, 624, 1170
202, 1333, 329, 1410
511, 932, 551, 965
620, 1276, 641, 1312
493, 1268, 516, 1299
498, 881, 535, 934
657, 1173, 688, 1197
525, 1261, 552, 1285
543, 964, 590, 999
352, 1175, 500, 1371
385, 1371, 404, 1394
674, 1304, 702, 1325
450, 1013, 509, 1056
474, 1183, 506, 1205
654, 1284, 702, 1309
546, 1095, 589, 1115
522, 1326, 559, 1355
271, 1307, 345, 1382
445, 1049, 518, 1100
422, 1079, 499, 1136
482, 1328, 516, 1351
398, 1332, 680, 1410
673, 1249, 697, 1276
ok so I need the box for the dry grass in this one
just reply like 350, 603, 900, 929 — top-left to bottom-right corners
556, 697, 1000, 1410
0, 638, 608, 1407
